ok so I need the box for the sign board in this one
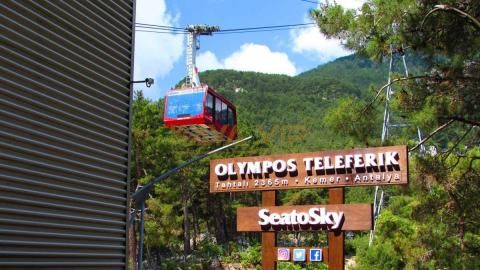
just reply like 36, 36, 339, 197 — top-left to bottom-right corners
210, 145, 408, 193
237, 204, 372, 232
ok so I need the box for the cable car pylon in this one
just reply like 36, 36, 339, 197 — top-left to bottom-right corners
369, 24, 425, 246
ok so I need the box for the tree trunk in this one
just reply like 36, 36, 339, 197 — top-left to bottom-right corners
128, 139, 142, 270
459, 213, 465, 270
223, 211, 229, 243
135, 143, 143, 180
128, 201, 137, 270
206, 218, 212, 235
459, 213, 465, 251
192, 207, 198, 250
182, 183, 191, 260
213, 195, 227, 244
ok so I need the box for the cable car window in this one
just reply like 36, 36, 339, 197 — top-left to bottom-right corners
166, 90, 205, 118
215, 98, 222, 122
221, 101, 228, 125
227, 108, 234, 126
206, 93, 214, 115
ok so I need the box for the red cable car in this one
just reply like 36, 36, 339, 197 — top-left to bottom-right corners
163, 25, 237, 143
164, 85, 237, 143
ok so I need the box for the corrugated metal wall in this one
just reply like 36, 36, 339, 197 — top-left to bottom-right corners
0, 1, 135, 269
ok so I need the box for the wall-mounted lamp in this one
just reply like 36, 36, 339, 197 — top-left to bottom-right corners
130, 78, 154, 88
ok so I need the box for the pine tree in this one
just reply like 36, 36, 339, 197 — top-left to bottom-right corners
311, 1, 479, 268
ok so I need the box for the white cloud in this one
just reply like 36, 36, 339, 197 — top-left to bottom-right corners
224, 44, 297, 75
134, 0, 183, 95
197, 44, 297, 76
334, 0, 365, 9
289, 0, 365, 63
317, 0, 365, 9
197, 51, 223, 71
290, 26, 351, 63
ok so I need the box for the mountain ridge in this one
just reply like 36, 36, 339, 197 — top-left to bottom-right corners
194, 54, 391, 151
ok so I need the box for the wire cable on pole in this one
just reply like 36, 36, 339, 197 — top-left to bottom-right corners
135, 22, 316, 35
135, 26, 188, 32
215, 25, 314, 34
299, 0, 319, 4
135, 30, 187, 35
218, 23, 315, 32
136, 22, 188, 30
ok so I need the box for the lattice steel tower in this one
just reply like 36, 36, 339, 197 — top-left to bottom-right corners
369, 36, 423, 246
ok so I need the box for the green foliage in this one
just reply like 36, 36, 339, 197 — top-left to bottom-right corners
355, 235, 405, 270
132, 2, 479, 264
194, 239, 225, 258
282, 189, 327, 205
345, 187, 375, 203
278, 261, 328, 270
309, 2, 479, 269
199, 54, 389, 152
323, 97, 380, 146
238, 245, 262, 269
311, 0, 480, 137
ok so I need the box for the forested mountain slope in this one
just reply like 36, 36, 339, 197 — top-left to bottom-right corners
132, 51, 479, 270
199, 54, 397, 152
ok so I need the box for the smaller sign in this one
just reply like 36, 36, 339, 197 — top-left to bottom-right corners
309, 248, 322, 262
293, 249, 306, 262
237, 204, 373, 232
277, 248, 290, 261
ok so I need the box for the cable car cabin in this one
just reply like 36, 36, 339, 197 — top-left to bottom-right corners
164, 86, 237, 143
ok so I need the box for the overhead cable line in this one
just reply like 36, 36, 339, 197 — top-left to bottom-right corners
136, 26, 315, 35
299, 0, 319, 4
135, 25, 188, 32
135, 22, 316, 35
214, 26, 314, 34
135, 22, 187, 30
135, 30, 187, 35
218, 23, 315, 32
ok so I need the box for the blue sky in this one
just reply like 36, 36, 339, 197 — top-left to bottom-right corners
134, 0, 365, 100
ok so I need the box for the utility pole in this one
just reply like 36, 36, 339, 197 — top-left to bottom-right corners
185, 25, 220, 87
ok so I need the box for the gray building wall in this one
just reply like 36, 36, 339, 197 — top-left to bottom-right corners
0, 1, 135, 269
